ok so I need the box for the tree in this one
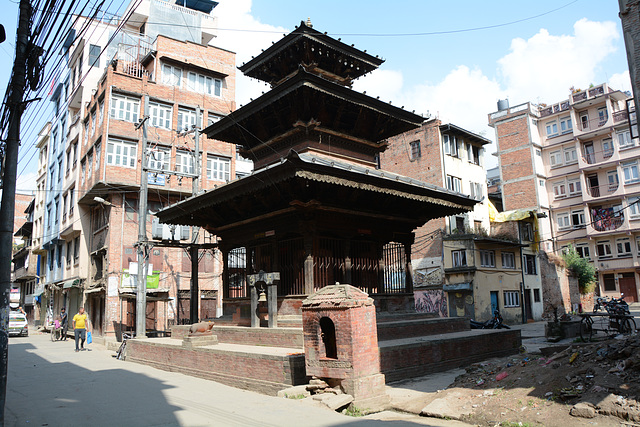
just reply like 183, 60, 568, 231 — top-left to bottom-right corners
562, 246, 596, 294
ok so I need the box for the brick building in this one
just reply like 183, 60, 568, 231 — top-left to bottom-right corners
488, 83, 640, 305
381, 120, 531, 323
35, 0, 244, 337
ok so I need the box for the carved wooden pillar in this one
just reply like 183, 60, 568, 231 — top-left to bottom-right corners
221, 247, 230, 300
378, 242, 385, 294
344, 239, 352, 285
304, 233, 314, 295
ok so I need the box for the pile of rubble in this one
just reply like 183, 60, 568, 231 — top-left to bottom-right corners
447, 332, 640, 424
278, 377, 354, 412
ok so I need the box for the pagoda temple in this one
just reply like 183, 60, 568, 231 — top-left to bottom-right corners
157, 21, 477, 317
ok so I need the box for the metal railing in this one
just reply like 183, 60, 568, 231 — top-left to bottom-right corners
587, 182, 619, 197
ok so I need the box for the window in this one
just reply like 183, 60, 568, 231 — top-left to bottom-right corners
89, 44, 100, 68
567, 178, 581, 196
596, 241, 612, 258
74, 237, 80, 262
501, 252, 515, 269
563, 147, 578, 164
536, 149, 542, 157
533, 289, 541, 303
560, 116, 572, 134
95, 143, 101, 171
557, 212, 570, 230
186, 71, 222, 97
523, 254, 536, 275
149, 102, 172, 130
177, 107, 199, 132
470, 145, 481, 165
552, 182, 566, 198
550, 150, 562, 167
598, 107, 608, 125
446, 175, 461, 193
603, 139, 614, 158
206, 155, 230, 181
110, 94, 140, 123
521, 222, 534, 241
571, 210, 585, 228
617, 238, 632, 257
87, 151, 93, 180
455, 216, 465, 231
630, 197, 640, 218
81, 160, 86, 185
207, 112, 222, 126
176, 150, 195, 174
576, 244, 590, 259
480, 250, 495, 267
148, 147, 170, 171
539, 179, 544, 187
623, 161, 639, 183
607, 171, 619, 191
49, 247, 55, 271
443, 134, 458, 157
98, 101, 104, 127
504, 291, 520, 307
410, 141, 421, 159
452, 250, 467, 267
603, 273, 616, 291
162, 64, 182, 86
545, 121, 558, 137
618, 130, 632, 148
66, 241, 72, 266
106, 139, 138, 168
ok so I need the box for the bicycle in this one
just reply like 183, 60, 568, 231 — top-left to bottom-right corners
115, 332, 133, 360
579, 312, 636, 342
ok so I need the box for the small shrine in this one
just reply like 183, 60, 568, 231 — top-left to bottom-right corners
157, 21, 476, 318
302, 284, 388, 410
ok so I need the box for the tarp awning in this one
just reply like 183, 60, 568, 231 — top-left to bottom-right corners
62, 279, 80, 289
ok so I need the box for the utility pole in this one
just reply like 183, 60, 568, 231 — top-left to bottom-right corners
0, 0, 32, 421
189, 107, 201, 324
135, 95, 149, 338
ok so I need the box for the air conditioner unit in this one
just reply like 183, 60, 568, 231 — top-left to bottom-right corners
151, 218, 188, 241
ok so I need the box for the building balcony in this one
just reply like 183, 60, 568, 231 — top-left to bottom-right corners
571, 85, 606, 105
587, 208, 625, 234
539, 100, 571, 118
574, 115, 612, 139
13, 252, 38, 281
584, 181, 621, 201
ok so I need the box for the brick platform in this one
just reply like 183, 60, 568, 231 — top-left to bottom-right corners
377, 317, 468, 341
380, 329, 522, 382
171, 325, 304, 348
126, 338, 306, 395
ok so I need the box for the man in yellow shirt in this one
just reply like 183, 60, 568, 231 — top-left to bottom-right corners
72, 307, 90, 352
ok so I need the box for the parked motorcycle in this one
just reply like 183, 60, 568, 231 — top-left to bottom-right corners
470, 310, 511, 329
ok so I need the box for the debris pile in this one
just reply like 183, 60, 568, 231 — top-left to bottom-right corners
278, 377, 354, 412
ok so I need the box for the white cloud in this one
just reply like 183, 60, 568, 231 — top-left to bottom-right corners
497, 19, 619, 104
212, 0, 289, 106
609, 70, 632, 93
15, 172, 37, 194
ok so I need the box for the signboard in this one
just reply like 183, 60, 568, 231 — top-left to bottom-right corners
121, 270, 161, 290
148, 173, 166, 186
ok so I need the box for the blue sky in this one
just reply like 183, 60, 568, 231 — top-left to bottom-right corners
1, 0, 632, 191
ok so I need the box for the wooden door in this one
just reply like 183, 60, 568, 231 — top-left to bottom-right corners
619, 277, 638, 303
146, 301, 156, 330
200, 298, 217, 320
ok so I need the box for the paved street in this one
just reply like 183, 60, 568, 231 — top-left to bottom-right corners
6, 332, 466, 427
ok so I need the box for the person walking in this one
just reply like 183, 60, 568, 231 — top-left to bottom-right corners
72, 307, 90, 352
60, 307, 68, 341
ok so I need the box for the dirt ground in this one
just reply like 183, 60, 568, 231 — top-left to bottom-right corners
420, 333, 640, 426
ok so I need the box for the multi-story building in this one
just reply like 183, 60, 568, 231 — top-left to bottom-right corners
381, 120, 529, 322
37, 0, 243, 338
11, 193, 37, 319
75, 32, 236, 337
488, 83, 640, 304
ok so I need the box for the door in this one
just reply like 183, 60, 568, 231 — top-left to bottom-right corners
619, 276, 638, 303
125, 299, 135, 332
146, 301, 156, 330
524, 289, 533, 321
584, 142, 595, 164
448, 291, 474, 318
588, 175, 599, 197
200, 298, 217, 320
490, 291, 499, 314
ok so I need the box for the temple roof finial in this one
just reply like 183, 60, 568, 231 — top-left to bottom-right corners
305, 17, 312, 28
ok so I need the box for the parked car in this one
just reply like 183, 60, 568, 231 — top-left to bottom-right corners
9, 312, 28, 337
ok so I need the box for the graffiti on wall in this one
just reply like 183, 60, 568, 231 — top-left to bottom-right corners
414, 289, 448, 317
